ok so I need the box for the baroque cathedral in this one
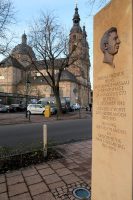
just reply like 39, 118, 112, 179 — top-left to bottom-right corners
0, 6, 91, 106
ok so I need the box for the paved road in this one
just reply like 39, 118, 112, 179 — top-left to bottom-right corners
0, 118, 92, 148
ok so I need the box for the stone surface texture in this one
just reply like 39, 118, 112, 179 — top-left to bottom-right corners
92, 0, 132, 200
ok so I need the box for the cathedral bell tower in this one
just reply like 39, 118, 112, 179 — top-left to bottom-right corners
68, 4, 91, 106
68, 5, 90, 81
69, 5, 82, 62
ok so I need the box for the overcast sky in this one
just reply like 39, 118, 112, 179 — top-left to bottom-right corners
10, 0, 110, 87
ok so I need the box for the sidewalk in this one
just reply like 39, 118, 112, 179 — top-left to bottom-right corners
0, 140, 92, 200
0, 109, 92, 125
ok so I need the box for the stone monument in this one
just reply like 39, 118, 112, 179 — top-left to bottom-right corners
91, 0, 132, 200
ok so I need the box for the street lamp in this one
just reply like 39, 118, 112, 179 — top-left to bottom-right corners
25, 79, 31, 118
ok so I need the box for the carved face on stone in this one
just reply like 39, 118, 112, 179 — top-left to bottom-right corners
100, 27, 121, 67
105, 31, 120, 55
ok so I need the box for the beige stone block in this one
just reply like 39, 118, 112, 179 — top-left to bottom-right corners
92, 0, 133, 200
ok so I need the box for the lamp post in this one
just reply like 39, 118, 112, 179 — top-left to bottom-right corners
25, 78, 31, 118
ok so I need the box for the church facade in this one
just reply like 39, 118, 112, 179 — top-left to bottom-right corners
0, 6, 91, 106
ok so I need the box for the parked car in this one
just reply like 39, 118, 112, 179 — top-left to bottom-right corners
68, 104, 75, 112
27, 104, 45, 115
19, 104, 26, 111
71, 103, 81, 110
86, 103, 92, 112
5, 105, 16, 112
8, 104, 26, 112
50, 104, 57, 115
37, 97, 70, 114
0, 104, 9, 113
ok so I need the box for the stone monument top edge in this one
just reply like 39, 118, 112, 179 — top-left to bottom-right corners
94, 1, 112, 17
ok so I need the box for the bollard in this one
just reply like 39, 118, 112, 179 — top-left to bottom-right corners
44, 104, 51, 118
43, 124, 47, 158
79, 108, 81, 118
28, 112, 31, 121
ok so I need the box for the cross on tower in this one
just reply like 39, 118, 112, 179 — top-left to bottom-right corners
75, 0, 78, 7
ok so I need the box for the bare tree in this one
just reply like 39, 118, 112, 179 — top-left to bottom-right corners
87, 0, 110, 16
0, 0, 15, 56
28, 12, 78, 115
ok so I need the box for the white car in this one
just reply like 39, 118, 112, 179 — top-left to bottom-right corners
71, 103, 80, 110
27, 104, 45, 114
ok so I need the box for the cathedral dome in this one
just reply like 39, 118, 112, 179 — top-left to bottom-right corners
11, 33, 36, 60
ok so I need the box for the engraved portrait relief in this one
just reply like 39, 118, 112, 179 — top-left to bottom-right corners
100, 27, 121, 67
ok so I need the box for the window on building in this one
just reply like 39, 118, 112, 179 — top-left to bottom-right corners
0, 86, 4, 92
36, 72, 41, 76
